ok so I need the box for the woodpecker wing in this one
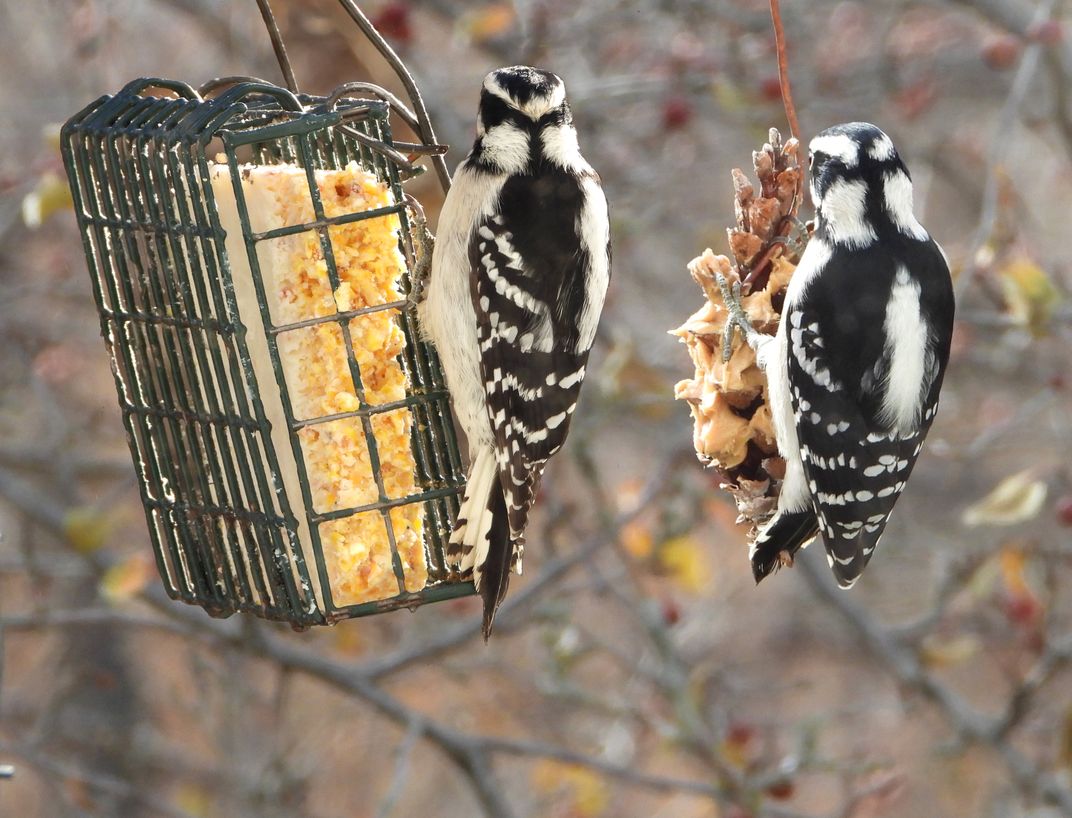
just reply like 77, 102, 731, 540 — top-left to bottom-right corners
787, 240, 952, 586
468, 168, 608, 548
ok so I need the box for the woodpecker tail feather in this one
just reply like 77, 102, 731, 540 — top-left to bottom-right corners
751, 510, 820, 584
448, 448, 497, 570
824, 528, 884, 590
448, 447, 514, 639
478, 485, 513, 639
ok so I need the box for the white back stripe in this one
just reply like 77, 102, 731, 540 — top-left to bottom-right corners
880, 266, 928, 435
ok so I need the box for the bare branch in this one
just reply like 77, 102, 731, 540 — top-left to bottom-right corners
0, 741, 199, 818
956, 0, 1059, 300
797, 548, 1072, 813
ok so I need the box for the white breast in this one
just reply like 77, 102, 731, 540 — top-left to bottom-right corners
758, 238, 833, 513
418, 163, 505, 450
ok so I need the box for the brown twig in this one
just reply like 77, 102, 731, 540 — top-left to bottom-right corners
796, 547, 1072, 814
956, 0, 1058, 300
769, 0, 801, 140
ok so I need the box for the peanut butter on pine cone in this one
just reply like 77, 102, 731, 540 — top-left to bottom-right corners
671, 129, 806, 536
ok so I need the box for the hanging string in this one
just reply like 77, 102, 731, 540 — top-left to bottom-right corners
769, 0, 800, 141
254, 0, 299, 93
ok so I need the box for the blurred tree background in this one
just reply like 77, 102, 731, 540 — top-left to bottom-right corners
1, 1, 1071, 817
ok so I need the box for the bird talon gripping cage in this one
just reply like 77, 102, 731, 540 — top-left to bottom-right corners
59, 5, 472, 628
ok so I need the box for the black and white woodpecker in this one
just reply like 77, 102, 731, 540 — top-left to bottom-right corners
418, 66, 611, 637
720, 122, 954, 588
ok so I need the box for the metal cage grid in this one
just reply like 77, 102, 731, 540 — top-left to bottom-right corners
60, 77, 470, 627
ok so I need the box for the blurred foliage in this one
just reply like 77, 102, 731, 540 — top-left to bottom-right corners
0, 1, 1071, 818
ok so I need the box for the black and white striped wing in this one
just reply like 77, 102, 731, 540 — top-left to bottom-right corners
787, 304, 942, 587
468, 176, 603, 550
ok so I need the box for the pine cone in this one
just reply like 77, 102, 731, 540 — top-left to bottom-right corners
671, 129, 806, 537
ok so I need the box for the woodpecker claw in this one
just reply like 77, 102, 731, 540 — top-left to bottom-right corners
715, 272, 761, 361
405, 195, 434, 309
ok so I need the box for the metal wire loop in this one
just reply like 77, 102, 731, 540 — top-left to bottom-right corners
253, 0, 451, 192
326, 81, 421, 130
209, 82, 305, 112
199, 76, 278, 97
119, 77, 202, 101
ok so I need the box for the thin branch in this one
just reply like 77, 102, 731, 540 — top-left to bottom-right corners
374, 720, 424, 818
0, 465, 67, 538
994, 636, 1072, 739
480, 734, 727, 799
358, 450, 692, 680
3, 451, 731, 818
956, 0, 1058, 300
796, 548, 1072, 813
0, 607, 196, 638
0, 741, 199, 818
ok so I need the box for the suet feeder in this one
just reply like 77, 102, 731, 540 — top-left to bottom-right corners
59, 2, 473, 627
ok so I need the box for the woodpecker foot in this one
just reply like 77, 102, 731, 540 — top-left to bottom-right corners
405, 195, 434, 309
716, 272, 762, 362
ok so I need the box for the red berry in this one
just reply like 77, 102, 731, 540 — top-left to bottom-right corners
1004, 593, 1041, 627
661, 597, 682, 626
726, 721, 757, 747
981, 34, 1022, 70
1028, 20, 1063, 46
766, 779, 795, 800
760, 76, 783, 103
1056, 495, 1072, 527
374, 2, 412, 46
662, 96, 693, 130
893, 78, 937, 119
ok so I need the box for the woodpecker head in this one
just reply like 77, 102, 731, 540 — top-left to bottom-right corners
807, 122, 926, 248
471, 66, 586, 174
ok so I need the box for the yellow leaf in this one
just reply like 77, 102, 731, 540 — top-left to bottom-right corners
620, 519, 654, 559
966, 556, 1000, 598
962, 470, 1047, 527
174, 783, 211, 817
997, 544, 1037, 599
658, 535, 712, 594
21, 171, 73, 228
999, 257, 1062, 335
458, 3, 515, 44
920, 633, 980, 668
62, 506, 114, 553
530, 761, 609, 817
99, 553, 154, 603
711, 78, 746, 113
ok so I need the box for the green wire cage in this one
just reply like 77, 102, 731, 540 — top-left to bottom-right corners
59, 8, 473, 628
